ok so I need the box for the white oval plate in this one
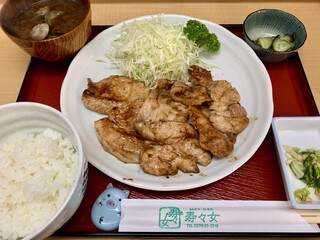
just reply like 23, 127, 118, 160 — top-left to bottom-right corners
60, 14, 273, 191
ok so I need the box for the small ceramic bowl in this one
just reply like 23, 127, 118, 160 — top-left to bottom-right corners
0, 0, 92, 62
0, 102, 88, 239
243, 9, 307, 63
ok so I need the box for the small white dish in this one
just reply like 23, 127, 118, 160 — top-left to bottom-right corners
272, 116, 320, 209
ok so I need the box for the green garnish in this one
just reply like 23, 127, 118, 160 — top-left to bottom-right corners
283, 145, 320, 202
183, 20, 220, 52
289, 159, 304, 179
294, 187, 311, 202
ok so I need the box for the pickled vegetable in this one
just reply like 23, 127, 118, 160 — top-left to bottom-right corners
255, 37, 274, 49
283, 145, 320, 202
255, 34, 295, 52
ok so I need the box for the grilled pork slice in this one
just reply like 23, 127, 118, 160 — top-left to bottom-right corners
139, 138, 211, 176
209, 103, 249, 135
139, 144, 200, 176
188, 65, 214, 87
189, 106, 235, 159
189, 65, 249, 135
207, 80, 249, 135
173, 138, 212, 166
136, 98, 188, 123
95, 117, 147, 164
107, 99, 144, 135
150, 78, 176, 99
170, 81, 211, 106
208, 80, 240, 104
82, 75, 151, 115
135, 121, 198, 145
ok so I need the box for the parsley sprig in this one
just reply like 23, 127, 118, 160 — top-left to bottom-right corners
183, 20, 220, 52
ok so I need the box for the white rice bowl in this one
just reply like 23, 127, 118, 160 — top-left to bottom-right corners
0, 102, 87, 240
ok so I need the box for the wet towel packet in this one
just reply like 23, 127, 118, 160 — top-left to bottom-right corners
119, 200, 318, 233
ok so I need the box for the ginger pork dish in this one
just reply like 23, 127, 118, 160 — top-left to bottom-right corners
81, 65, 249, 176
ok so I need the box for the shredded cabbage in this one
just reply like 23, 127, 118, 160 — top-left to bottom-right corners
106, 16, 206, 88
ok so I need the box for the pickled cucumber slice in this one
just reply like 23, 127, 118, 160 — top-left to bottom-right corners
255, 37, 274, 49
279, 34, 293, 43
272, 36, 295, 52
254, 34, 295, 52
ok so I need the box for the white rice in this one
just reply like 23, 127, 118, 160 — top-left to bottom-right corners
0, 128, 78, 240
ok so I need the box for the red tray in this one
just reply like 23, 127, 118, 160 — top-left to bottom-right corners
17, 25, 319, 236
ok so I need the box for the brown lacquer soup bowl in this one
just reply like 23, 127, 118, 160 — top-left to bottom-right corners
0, 0, 92, 61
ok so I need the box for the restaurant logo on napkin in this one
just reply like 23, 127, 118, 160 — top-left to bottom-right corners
159, 206, 220, 230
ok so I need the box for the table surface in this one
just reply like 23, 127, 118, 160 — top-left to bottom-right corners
1, 1, 320, 240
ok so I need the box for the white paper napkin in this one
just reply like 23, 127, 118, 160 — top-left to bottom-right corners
119, 200, 319, 232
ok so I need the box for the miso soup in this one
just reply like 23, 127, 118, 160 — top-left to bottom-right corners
12, 0, 88, 40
